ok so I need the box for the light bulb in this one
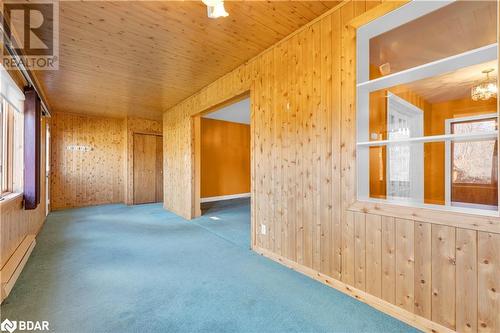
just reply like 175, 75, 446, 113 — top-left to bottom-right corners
202, 0, 228, 19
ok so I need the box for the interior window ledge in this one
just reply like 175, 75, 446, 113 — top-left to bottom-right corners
0, 192, 23, 207
348, 200, 500, 234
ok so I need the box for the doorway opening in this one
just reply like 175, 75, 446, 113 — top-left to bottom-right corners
192, 93, 252, 246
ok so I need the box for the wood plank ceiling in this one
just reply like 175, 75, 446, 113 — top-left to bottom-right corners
34, 1, 340, 120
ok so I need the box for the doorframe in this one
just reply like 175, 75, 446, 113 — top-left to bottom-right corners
385, 91, 424, 203
444, 113, 498, 206
191, 91, 254, 245
131, 132, 163, 205
45, 121, 50, 215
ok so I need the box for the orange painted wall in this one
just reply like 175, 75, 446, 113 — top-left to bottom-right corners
369, 93, 497, 204
425, 98, 497, 204
201, 118, 250, 198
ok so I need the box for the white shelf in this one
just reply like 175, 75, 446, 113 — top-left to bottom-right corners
357, 43, 498, 92
357, 131, 499, 147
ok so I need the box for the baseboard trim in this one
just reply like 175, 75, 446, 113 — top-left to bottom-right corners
1, 235, 36, 303
201, 193, 251, 203
253, 246, 454, 333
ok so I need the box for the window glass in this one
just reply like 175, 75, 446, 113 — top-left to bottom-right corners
0, 99, 4, 193
360, 0, 499, 214
369, 140, 499, 208
369, 1, 497, 80
0, 98, 21, 195
450, 118, 498, 210
368, 60, 498, 142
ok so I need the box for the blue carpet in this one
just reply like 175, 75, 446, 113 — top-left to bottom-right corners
1, 200, 420, 333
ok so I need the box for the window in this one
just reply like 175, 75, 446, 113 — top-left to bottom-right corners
0, 67, 25, 198
357, 1, 498, 215
0, 97, 18, 195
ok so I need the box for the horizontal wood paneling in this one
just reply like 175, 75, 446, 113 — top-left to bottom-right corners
162, 1, 500, 332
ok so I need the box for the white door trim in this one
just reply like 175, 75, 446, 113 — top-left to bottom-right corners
201, 192, 251, 203
386, 92, 424, 203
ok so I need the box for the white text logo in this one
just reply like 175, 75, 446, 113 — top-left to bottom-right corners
0, 319, 49, 332
0, 320, 17, 333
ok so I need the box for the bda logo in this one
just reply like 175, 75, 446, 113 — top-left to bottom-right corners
0, 319, 17, 333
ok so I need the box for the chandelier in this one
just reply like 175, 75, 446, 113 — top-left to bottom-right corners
471, 69, 498, 101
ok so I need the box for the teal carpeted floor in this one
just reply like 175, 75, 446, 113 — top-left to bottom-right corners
1, 199, 420, 333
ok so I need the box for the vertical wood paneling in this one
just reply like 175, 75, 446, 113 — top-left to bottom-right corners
366, 214, 382, 297
161, 1, 500, 332
431, 225, 456, 330
382, 216, 396, 304
276, 47, 283, 256
155, 135, 164, 202
331, 10, 342, 281
339, 0, 355, 221
302, 25, 313, 269
354, 212, 366, 290
414, 222, 432, 319
395, 218, 414, 312
456, 229, 477, 333
319, 15, 333, 276
283, 39, 294, 261
51, 112, 125, 209
1, 119, 47, 267
295, 30, 304, 265
478, 232, 500, 333
342, 210, 355, 285
311, 22, 322, 272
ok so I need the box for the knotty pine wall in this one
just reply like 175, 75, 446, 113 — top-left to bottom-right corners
0, 63, 47, 271
1, 118, 48, 268
51, 113, 162, 209
162, 1, 499, 332
51, 112, 125, 210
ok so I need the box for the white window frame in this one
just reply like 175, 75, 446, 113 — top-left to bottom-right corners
356, 0, 499, 217
444, 113, 498, 208
0, 100, 5, 194
0, 65, 25, 198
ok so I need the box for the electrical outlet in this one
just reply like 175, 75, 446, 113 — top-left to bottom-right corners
261, 224, 266, 235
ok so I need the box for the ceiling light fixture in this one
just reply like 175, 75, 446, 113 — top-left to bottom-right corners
202, 0, 229, 19
471, 68, 498, 101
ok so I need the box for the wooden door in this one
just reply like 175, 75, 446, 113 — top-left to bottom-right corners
133, 133, 158, 204
155, 135, 163, 202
